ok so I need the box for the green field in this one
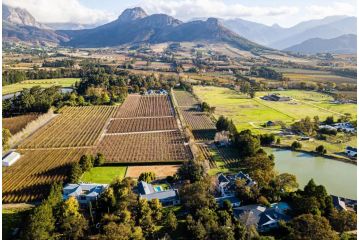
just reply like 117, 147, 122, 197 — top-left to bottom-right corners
81, 166, 127, 184
193, 86, 356, 133
2, 78, 80, 95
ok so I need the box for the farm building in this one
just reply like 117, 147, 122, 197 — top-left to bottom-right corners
63, 183, 108, 207
138, 181, 180, 206
2, 151, 21, 167
261, 94, 291, 102
345, 146, 357, 158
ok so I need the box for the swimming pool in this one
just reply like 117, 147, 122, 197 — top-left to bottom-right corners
154, 186, 162, 192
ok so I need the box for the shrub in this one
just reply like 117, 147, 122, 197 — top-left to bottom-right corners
138, 172, 156, 183
94, 153, 106, 166
316, 145, 327, 155
291, 141, 302, 150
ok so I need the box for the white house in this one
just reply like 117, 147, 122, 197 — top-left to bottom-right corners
138, 181, 180, 206
2, 152, 21, 167
63, 183, 108, 207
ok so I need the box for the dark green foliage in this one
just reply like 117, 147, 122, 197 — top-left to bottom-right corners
177, 159, 208, 183
259, 134, 275, 146
324, 116, 335, 125
2, 128, 11, 151
138, 172, 156, 183
316, 145, 327, 155
329, 210, 357, 233
94, 153, 106, 166
165, 211, 178, 231
25, 203, 56, 240
250, 66, 283, 80
69, 162, 83, 183
79, 155, 93, 172
291, 116, 318, 136
291, 141, 302, 150
42, 59, 75, 68
284, 214, 339, 240
233, 130, 260, 157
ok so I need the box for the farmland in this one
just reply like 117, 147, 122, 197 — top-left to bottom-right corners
2, 78, 80, 95
3, 148, 90, 203
173, 90, 216, 141
97, 131, 191, 163
115, 95, 174, 118
194, 86, 356, 133
107, 117, 178, 133
125, 165, 180, 178
3, 93, 193, 203
2, 113, 40, 135
18, 106, 117, 149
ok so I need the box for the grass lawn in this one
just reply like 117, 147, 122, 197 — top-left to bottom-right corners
3, 207, 32, 240
193, 86, 356, 134
81, 166, 127, 184
3, 78, 80, 95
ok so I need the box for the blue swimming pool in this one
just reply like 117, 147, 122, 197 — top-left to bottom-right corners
154, 186, 162, 192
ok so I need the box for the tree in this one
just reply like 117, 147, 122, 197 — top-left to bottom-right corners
177, 159, 208, 183
59, 197, 88, 240
25, 203, 56, 240
316, 145, 327, 155
149, 198, 163, 222
94, 153, 106, 166
138, 172, 156, 183
233, 130, 260, 157
79, 154, 94, 172
324, 116, 335, 125
102, 222, 132, 240
329, 210, 357, 233
98, 187, 116, 213
2, 128, 11, 151
69, 162, 83, 183
291, 141, 302, 150
274, 173, 299, 192
285, 214, 339, 240
259, 134, 275, 146
165, 211, 178, 231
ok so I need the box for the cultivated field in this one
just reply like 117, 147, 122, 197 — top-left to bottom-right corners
173, 90, 217, 140
2, 78, 80, 95
107, 117, 178, 133
125, 165, 180, 178
194, 86, 356, 133
80, 166, 127, 184
19, 106, 117, 148
97, 131, 192, 163
2, 114, 40, 135
3, 148, 90, 203
115, 95, 174, 118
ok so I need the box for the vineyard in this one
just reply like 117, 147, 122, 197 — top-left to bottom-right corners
97, 131, 191, 163
19, 106, 117, 148
173, 90, 216, 141
3, 149, 91, 203
2, 113, 40, 135
107, 117, 178, 133
115, 95, 174, 118
4, 94, 192, 203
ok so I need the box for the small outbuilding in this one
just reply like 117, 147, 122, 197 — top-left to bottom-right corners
2, 151, 21, 167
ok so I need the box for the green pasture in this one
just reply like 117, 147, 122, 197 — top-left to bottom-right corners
80, 166, 127, 184
2, 78, 80, 95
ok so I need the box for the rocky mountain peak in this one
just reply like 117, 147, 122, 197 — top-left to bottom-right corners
2, 4, 47, 29
117, 7, 148, 22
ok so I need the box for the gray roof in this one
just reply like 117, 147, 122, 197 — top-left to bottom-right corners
138, 181, 155, 195
140, 189, 179, 202
63, 183, 108, 198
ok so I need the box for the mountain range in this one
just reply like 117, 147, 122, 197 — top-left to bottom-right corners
284, 34, 357, 54
2, 4, 357, 54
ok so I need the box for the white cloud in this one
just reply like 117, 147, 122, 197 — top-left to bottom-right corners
3, 0, 115, 24
139, 0, 299, 21
306, 2, 356, 19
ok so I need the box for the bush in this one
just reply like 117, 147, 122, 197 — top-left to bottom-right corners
291, 141, 302, 150
316, 145, 327, 155
79, 155, 93, 172
69, 162, 83, 183
138, 172, 156, 183
257, 196, 270, 207
260, 134, 275, 146
276, 138, 281, 144
94, 153, 106, 166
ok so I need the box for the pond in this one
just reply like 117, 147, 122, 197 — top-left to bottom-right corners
264, 147, 357, 199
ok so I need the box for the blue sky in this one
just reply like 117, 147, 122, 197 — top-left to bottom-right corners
4, 0, 357, 27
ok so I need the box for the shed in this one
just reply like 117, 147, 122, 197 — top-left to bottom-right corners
2, 152, 21, 167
